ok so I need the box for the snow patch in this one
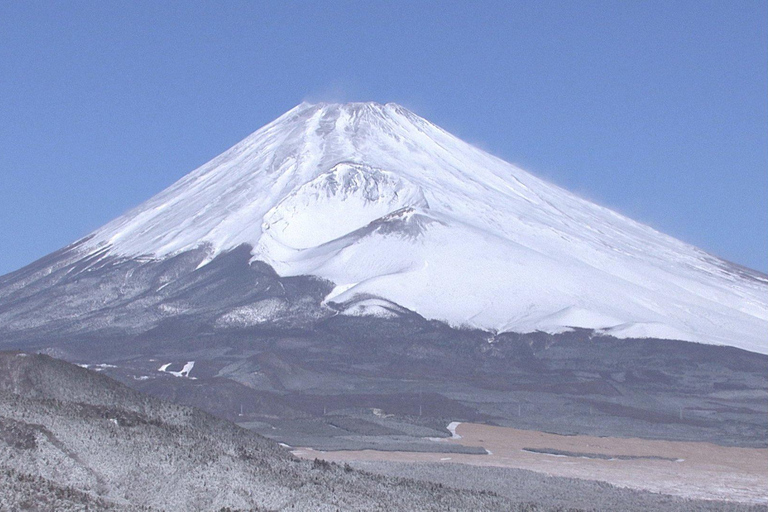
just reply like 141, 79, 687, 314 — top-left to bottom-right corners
215, 298, 288, 328
158, 361, 195, 378
157, 303, 187, 315
77, 363, 117, 372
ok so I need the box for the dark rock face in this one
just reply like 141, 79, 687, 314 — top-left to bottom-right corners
0, 242, 334, 343
0, 246, 766, 453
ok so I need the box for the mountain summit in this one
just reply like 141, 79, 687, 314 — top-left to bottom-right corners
11, 103, 768, 353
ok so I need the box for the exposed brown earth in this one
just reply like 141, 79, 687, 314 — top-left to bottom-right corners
293, 422, 768, 504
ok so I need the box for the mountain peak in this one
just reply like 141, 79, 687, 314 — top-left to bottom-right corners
275, 101, 430, 140
76, 104, 767, 353
82, 101, 481, 258
293, 100, 408, 114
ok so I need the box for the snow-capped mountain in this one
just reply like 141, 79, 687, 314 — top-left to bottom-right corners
75, 102, 768, 352
2, 102, 766, 455
68, 102, 766, 354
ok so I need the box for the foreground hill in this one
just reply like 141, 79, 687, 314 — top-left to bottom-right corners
1, 351, 763, 511
0, 351, 515, 510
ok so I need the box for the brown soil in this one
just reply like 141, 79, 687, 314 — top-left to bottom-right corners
293, 422, 768, 504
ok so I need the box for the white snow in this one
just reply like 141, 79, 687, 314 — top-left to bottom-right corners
177, 361, 195, 377
79, 102, 767, 354
262, 163, 428, 249
158, 361, 195, 378
214, 298, 288, 328
77, 363, 117, 372
447, 422, 462, 439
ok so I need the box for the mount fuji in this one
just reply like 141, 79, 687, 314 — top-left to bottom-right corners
1, 102, 766, 452
42, 102, 768, 353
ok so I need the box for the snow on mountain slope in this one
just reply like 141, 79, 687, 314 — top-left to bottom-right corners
81, 102, 768, 354
262, 162, 428, 249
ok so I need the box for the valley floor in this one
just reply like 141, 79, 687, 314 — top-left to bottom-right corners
293, 422, 768, 507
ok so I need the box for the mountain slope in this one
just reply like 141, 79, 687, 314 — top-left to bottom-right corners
66, 102, 767, 353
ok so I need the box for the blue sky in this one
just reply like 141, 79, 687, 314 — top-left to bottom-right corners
1, 1, 766, 274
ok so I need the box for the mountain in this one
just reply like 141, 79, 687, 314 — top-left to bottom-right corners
0, 102, 765, 454
84, 102, 768, 351
9, 102, 767, 353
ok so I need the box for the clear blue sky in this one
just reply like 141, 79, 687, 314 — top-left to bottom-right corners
1, 1, 766, 274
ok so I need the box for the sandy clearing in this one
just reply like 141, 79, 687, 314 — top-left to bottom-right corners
292, 422, 768, 504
